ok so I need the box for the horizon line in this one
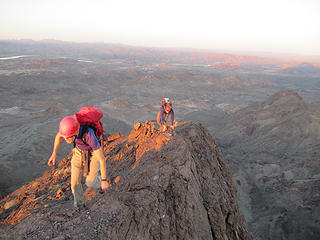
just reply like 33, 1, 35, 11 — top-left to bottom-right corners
1, 38, 320, 62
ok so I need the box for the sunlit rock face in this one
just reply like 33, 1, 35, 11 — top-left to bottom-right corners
0, 121, 253, 240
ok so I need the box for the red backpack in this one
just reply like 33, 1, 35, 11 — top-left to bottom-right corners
164, 104, 172, 114
73, 106, 104, 140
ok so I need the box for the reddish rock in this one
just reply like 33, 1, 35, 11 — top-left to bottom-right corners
0, 121, 253, 240
107, 132, 121, 142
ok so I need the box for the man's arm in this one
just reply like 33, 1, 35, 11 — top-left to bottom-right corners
171, 109, 175, 126
92, 148, 110, 191
48, 132, 63, 166
160, 106, 165, 124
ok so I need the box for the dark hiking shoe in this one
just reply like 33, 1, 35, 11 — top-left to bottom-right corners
75, 204, 87, 211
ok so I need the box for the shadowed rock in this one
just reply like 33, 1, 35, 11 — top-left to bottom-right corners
187, 90, 320, 240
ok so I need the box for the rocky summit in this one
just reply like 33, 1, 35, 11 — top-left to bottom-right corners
0, 121, 253, 240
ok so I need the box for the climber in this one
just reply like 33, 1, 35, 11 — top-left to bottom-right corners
157, 97, 175, 132
47, 112, 110, 209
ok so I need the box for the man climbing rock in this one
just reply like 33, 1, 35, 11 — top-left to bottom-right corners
157, 97, 175, 132
47, 107, 110, 209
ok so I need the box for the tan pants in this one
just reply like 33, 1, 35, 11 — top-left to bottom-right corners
71, 147, 101, 207
157, 110, 170, 131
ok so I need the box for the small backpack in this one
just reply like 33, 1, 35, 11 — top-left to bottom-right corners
164, 103, 172, 114
73, 106, 104, 142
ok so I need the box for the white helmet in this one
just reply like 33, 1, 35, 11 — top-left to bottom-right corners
161, 97, 170, 106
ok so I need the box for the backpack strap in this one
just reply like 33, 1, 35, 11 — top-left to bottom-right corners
73, 125, 90, 148
74, 123, 103, 146
80, 125, 89, 144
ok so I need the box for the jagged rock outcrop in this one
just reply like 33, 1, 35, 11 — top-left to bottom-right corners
0, 121, 253, 240
187, 90, 320, 240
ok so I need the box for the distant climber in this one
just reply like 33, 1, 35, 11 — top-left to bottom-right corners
157, 97, 175, 132
47, 106, 110, 209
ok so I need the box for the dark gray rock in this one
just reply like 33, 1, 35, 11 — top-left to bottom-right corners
0, 121, 253, 240
187, 90, 320, 240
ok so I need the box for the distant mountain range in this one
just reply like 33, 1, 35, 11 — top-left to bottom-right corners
1, 39, 319, 68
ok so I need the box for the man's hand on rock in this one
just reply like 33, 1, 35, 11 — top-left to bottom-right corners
48, 153, 56, 167
101, 180, 111, 191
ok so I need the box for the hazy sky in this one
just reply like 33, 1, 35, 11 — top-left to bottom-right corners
1, 0, 319, 55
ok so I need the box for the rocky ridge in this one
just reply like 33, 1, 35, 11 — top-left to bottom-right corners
0, 121, 253, 240
188, 90, 320, 240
